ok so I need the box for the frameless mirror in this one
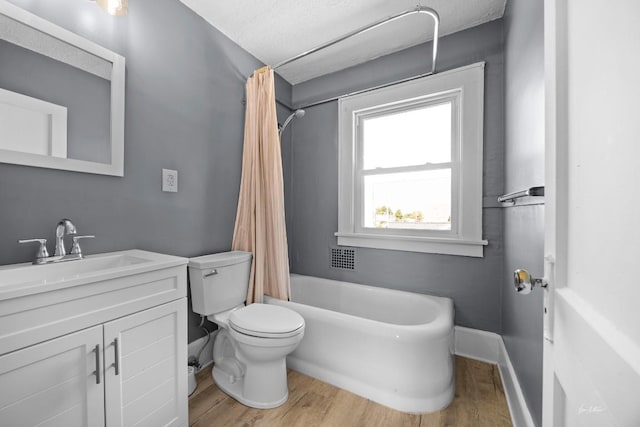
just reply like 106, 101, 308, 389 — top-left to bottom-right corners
0, 0, 125, 176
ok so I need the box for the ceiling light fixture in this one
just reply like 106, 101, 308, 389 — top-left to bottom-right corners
91, 0, 128, 16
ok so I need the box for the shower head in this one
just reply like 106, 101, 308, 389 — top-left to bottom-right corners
279, 109, 305, 137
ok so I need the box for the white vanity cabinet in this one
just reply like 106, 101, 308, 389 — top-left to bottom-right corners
0, 325, 105, 427
104, 300, 187, 427
0, 250, 188, 427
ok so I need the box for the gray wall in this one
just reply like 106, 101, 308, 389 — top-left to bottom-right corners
287, 20, 505, 333
502, 0, 545, 425
0, 0, 292, 343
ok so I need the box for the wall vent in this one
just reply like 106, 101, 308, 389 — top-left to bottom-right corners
330, 247, 355, 270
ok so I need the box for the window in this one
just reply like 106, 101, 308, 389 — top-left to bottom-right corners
336, 63, 487, 257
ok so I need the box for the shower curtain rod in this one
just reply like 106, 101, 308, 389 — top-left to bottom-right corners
271, 5, 440, 110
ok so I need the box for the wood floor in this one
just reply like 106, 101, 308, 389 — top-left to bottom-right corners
188, 356, 512, 426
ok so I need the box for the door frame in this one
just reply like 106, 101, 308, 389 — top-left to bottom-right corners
542, 0, 566, 423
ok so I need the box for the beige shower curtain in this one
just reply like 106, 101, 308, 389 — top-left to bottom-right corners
232, 66, 291, 304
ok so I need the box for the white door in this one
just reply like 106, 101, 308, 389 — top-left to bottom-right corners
0, 325, 105, 427
104, 299, 188, 427
543, 0, 640, 425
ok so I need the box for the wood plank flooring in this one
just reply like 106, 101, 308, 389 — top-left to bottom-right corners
189, 356, 512, 426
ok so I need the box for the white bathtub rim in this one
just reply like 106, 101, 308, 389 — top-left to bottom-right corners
265, 296, 453, 341
286, 355, 455, 414
290, 273, 454, 308
269, 274, 454, 333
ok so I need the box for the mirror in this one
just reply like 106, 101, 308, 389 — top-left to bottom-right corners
0, 1, 125, 176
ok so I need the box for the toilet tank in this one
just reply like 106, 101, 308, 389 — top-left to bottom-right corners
188, 251, 252, 316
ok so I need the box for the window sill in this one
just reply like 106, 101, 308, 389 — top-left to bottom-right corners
335, 232, 488, 257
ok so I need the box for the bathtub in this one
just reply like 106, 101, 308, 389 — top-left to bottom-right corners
264, 274, 454, 413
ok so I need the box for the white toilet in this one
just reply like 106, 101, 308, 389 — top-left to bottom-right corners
188, 251, 305, 409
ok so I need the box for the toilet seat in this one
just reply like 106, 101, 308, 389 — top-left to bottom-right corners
229, 304, 304, 338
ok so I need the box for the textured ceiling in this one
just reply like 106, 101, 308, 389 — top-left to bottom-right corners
179, 0, 506, 84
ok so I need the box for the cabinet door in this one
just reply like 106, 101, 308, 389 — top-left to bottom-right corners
104, 299, 187, 427
0, 325, 105, 427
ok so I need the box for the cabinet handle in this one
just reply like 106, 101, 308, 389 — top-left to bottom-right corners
94, 344, 101, 384
114, 338, 120, 376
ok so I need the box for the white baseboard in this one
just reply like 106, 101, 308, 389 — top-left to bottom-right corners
496, 338, 536, 427
188, 331, 216, 371
455, 325, 501, 363
454, 326, 535, 427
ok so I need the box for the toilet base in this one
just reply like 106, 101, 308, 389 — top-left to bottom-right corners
212, 365, 288, 409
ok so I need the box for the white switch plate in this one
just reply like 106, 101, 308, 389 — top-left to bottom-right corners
162, 169, 178, 192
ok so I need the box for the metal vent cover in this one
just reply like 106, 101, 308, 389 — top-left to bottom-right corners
331, 247, 355, 270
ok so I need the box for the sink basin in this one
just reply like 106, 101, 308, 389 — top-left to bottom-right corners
0, 249, 188, 300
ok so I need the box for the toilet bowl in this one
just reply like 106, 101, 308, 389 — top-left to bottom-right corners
188, 251, 305, 409
211, 304, 304, 408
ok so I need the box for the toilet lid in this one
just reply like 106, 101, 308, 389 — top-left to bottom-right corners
228, 304, 304, 338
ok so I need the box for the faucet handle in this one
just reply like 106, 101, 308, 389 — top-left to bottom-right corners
18, 239, 49, 261
70, 235, 95, 256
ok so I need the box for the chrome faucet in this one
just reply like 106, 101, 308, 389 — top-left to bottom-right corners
18, 218, 94, 265
55, 218, 77, 256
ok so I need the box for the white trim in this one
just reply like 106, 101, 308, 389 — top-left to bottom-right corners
336, 233, 487, 257
0, 14, 112, 80
542, 0, 565, 424
454, 326, 535, 427
497, 338, 537, 427
110, 54, 125, 176
454, 325, 501, 363
0, 1, 122, 65
188, 331, 216, 372
0, 88, 67, 158
337, 63, 485, 257
0, 0, 125, 177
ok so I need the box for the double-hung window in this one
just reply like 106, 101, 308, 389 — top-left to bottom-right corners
336, 63, 487, 257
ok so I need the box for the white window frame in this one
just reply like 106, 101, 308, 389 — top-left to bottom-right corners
336, 62, 488, 257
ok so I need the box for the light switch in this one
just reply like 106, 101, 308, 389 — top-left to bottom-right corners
162, 169, 178, 192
